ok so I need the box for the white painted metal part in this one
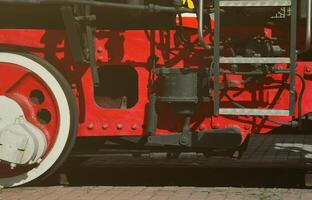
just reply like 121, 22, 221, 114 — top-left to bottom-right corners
0, 96, 47, 166
0, 53, 71, 187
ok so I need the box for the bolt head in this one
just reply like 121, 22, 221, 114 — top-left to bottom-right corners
102, 123, 109, 130
10, 163, 16, 170
87, 123, 94, 130
97, 47, 104, 53
199, 125, 206, 131
116, 123, 123, 130
131, 124, 138, 130
212, 123, 220, 129
97, 56, 104, 62
304, 66, 312, 75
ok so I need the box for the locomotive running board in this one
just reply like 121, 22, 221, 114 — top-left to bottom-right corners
147, 127, 242, 149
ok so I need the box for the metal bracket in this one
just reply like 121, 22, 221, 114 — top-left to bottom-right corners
61, 5, 100, 86
147, 127, 242, 149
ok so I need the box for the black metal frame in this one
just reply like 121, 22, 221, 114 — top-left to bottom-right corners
61, 5, 100, 86
213, 0, 220, 115
0, 0, 199, 14
289, 0, 297, 115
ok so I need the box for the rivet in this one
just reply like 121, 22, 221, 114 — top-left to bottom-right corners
244, 126, 250, 131
212, 123, 220, 129
97, 55, 104, 62
97, 47, 104, 53
87, 123, 94, 130
70, 65, 75, 71
117, 123, 123, 130
102, 123, 109, 130
199, 125, 206, 131
131, 124, 138, 130
305, 66, 312, 76
10, 163, 16, 170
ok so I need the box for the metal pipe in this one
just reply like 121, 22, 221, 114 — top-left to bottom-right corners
198, 0, 212, 50
300, 0, 312, 53
296, 72, 305, 129
0, 0, 197, 14
305, 0, 311, 51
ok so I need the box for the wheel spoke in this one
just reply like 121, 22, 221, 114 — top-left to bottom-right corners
5, 72, 32, 94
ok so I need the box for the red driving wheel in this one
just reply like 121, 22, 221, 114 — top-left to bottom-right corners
0, 52, 78, 187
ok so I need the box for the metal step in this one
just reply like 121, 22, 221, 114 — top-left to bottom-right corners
219, 57, 291, 64
219, 108, 290, 116
219, 0, 291, 7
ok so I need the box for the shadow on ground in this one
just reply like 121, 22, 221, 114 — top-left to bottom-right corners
39, 133, 312, 189
42, 161, 307, 189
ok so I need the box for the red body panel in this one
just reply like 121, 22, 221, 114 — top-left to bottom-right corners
1, 28, 311, 143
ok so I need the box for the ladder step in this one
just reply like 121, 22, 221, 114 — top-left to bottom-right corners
219, 108, 290, 116
219, 0, 291, 7
219, 57, 290, 64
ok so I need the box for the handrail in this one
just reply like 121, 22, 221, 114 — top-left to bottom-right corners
198, 0, 213, 50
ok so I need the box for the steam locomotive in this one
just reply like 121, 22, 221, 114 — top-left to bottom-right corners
0, 0, 310, 187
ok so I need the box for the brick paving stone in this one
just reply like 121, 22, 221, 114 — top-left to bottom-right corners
23, 187, 63, 200
55, 187, 90, 200
225, 194, 243, 200
169, 190, 193, 200
282, 193, 301, 200
71, 187, 113, 200
100, 188, 126, 200
1, 187, 312, 200
111, 187, 146, 200
206, 193, 226, 200
254, 191, 282, 200
1, 187, 61, 200
132, 187, 159, 200
149, 189, 175, 200
193, 187, 210, 192
38, 187, 74, 200
301, 192, 312, 200
187, 191, 208, 200
161, 186, 180, 191
74, 187, 112, 200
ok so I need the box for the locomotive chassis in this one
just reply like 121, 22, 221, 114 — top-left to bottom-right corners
0, 0, 312, 187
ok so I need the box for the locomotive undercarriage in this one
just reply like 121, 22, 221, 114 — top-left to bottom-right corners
0, 0, 312, 187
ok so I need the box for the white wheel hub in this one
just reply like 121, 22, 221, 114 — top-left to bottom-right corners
0, 96, 47, 168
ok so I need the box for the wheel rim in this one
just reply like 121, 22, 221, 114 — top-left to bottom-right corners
0, 53, 72, 187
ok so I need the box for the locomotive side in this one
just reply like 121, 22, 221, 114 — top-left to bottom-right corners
0, 0, 311, 187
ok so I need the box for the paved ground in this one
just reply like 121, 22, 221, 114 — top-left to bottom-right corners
1, 186, 312, 200
2, 134, 312, 199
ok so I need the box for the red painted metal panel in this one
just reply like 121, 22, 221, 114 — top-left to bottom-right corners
0, 27, 311, 144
